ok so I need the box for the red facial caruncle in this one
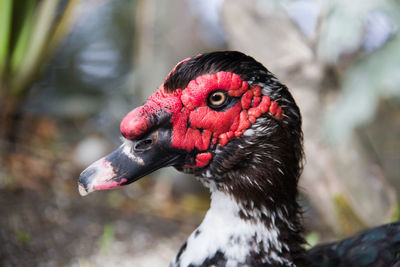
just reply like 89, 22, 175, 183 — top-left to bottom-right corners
120, 71, 283, 169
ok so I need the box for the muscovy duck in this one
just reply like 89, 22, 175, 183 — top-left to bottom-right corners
78, 51, 400, 267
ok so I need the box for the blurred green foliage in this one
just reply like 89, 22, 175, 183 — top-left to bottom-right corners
0, 0, 12, 76
333, 194, 366, 237
305, 232, 320, 249
15, 230, 32, 245
0, 0, 77, 143
0, 0, 77, 96
391, 203, 400, 222
97, 223, 115, 254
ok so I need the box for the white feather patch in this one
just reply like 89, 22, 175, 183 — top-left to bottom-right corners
173, 191, 289, 266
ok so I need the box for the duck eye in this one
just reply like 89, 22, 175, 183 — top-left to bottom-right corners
208, 90, 228, 109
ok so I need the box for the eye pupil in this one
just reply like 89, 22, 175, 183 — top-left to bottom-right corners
212, 94, 221, 102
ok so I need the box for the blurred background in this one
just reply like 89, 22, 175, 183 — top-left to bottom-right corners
0, 0, 399, 266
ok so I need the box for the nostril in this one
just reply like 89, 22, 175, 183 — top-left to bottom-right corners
133, 138, 153, 152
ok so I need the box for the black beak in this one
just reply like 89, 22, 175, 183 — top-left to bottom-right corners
78, 130, 182, 196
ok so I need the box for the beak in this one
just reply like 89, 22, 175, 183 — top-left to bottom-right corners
77, 130, 182, 196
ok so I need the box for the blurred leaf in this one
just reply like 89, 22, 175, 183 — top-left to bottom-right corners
47, 0, 79, 53
391, 203, 400, 222
97, 223, 115, 253
305, 232, 320, 249
10, 0, 36, 74
0, 0, 12, 79
15, 231, 32, 245
333, 194, 366, 237
10, 0, 60, 95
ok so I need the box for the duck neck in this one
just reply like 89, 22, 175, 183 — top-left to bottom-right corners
172, 190, 308, 267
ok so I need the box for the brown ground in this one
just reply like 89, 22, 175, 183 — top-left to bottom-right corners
0, 115, 208, 267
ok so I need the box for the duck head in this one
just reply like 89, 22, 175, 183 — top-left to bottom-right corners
78, 51, 303, 209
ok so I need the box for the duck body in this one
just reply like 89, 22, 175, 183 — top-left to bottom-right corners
78, 51, 400, 267
307, 222, 400, 267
